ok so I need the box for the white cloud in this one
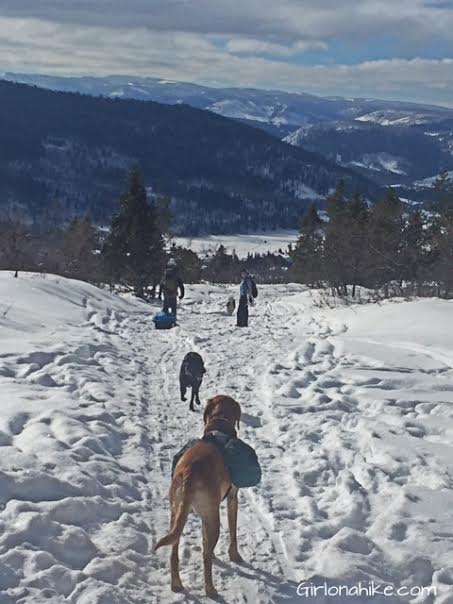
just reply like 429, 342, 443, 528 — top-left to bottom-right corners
1, 0, 453, 45
0, 2, 453, 106
224, 38, 327, 57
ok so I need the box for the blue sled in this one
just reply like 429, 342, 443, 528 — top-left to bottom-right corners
153, 311, 177, 329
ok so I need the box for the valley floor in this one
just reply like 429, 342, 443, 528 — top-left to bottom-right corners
0, 273, 452, 603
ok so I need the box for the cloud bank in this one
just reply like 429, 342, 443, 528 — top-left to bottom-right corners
0, 1, 452, 105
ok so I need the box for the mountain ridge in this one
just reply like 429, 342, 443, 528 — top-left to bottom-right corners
0, 79, 378, 234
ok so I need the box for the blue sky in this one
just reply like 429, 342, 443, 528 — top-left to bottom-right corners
0, 0, 452, 106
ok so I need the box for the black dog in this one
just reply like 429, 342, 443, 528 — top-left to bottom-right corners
179, 352, 206, 411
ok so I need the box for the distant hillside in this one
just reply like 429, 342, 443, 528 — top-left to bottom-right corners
0, 80, 376, 234
5, 72, 453, 131
285, 122, 453, 187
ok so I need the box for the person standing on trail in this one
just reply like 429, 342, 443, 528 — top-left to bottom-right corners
159, 259, 185, 318
236, 269, 255, 327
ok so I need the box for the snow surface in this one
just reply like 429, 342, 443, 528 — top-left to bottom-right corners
349, 153, 406, 175
1, 273, 453, 602
174, 231, 299, 258
355, 111, 432, 127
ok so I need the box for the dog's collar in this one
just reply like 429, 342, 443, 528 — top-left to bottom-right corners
204, 415, 237, 437
202, 430, 231, 447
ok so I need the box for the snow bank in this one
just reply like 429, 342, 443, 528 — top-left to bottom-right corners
174, 230, 299, 258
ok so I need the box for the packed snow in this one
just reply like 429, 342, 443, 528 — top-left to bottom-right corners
1, 272, 453, 603
174, 230, 299, 258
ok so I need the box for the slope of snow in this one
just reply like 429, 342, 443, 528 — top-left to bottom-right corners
349, 153, 407, 175
208, 99, 288, 125
355, 111, 432, 127
174, 230, 299, 257
1, 273, 452, 602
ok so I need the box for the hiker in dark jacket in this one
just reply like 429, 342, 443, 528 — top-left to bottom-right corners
237, 269, 253, 327
159, 259, 185, 317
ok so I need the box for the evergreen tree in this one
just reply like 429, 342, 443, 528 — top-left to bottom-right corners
62, 216, 99, 281
291, 203, 324, 286
168, 244, 203, 283
368, 189, 404, 295
102, 169, 165, 297
431, 209, 453, 298
434, 172, 453, 218
400, 210, 431, 294
344, 193, 369, 297
324, 185, 351, 295
155, 195, 173, 239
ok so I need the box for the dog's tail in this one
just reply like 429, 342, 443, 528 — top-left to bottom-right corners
154, 476, 191, 550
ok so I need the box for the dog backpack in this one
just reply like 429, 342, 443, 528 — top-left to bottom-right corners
223, 438, 261, 488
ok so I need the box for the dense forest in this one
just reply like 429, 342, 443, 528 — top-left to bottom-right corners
291, 176, 453, 299
289, 122, 453, 185
0, 170, 292, 294
3, 169, 453, 301
0, 80, 378, 234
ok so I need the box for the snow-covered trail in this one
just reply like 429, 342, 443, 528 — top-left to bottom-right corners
1, 274, 453, 603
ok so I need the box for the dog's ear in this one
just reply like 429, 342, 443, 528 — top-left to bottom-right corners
203, 397, 215, 424
234, 400, 241, 430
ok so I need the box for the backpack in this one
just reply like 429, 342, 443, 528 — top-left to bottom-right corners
203, 432, 262, 488
172, 435, 262, 489
223, 438, 261, 488
250, 277, 258, 299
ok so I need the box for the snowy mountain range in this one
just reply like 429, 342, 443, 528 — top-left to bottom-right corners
0, 79, 377, 234
4, 72, 453, 192
4, 72, 453, 133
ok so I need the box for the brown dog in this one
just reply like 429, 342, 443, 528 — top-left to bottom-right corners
155, 395, 243, 597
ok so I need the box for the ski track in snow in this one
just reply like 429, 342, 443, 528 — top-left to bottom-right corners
0, 274, 453, 603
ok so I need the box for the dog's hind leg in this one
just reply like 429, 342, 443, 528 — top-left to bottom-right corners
201, 509, 220, 597
170, 539, 184, 592
227, 486, 243, 563
169, 503, 184, 592
155, 477, 191, 591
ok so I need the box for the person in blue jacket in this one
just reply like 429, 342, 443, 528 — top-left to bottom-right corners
236, 269, 253, 327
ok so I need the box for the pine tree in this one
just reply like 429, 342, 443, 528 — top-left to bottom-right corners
326, 179, 347, 220
155, 195, 173, 239
368, 189, 404, 296
291, 203, 324, 287
324, 185, 351, 295
62, 216, 98, 281
345, 192, 369, 297
102, 169, 165, 297
434, 172, 453, 215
